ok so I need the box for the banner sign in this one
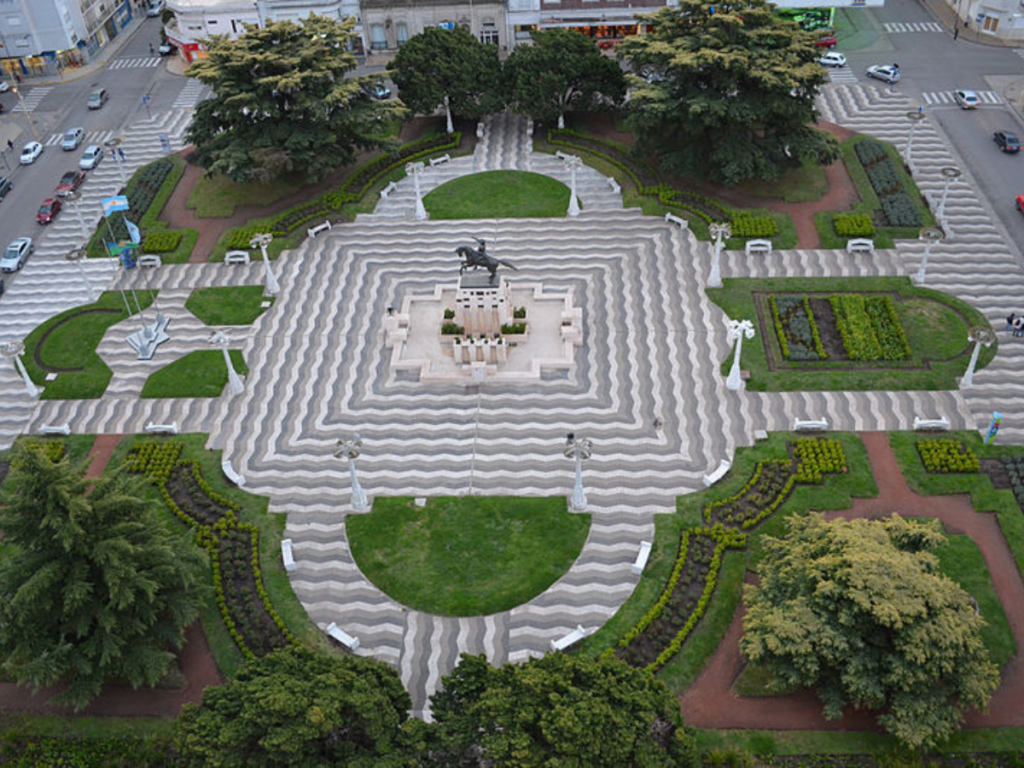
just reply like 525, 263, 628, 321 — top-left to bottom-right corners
985, 412, 1002, 445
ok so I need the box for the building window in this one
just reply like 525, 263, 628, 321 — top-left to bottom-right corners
396, 22, 408, 46
370, 23, 386, 50
480, 22, 498, 45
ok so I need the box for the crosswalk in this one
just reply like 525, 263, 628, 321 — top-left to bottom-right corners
882, 21, 945, 34
828, 68, 858, 84
921, 90, 1003, 106
172, 79, 209, 110
108, 57, 163, 70
10, 86, 53, 113
43, 129, 119, 147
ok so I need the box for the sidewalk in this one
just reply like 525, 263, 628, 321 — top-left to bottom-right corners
918, 0, 1022, 48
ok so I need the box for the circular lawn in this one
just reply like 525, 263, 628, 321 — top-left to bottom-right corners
423, 170, 570, 219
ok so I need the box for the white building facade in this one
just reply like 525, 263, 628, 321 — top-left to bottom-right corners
360, 0, 506, 54
947, 0, 1024, 40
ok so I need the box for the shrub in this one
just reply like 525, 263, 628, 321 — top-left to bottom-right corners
441, 322, 464, 335
141, 231, 182, 253
500, 322, 526, 335
731, 211, 779, 238
880, 190, 922, 227
854, 139, 888, 167
226, 227, 267, 251
833, 214, 875, 238
443, 308, 455, 320
917, 439, 980, 473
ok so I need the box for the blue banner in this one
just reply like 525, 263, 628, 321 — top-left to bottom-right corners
101, 195, 129, 216
985, 412, 1003, 445
125, 218, 141, 244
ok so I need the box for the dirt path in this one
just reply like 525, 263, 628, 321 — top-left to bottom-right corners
679, 432, 1024, 731
83, 433, 122, 479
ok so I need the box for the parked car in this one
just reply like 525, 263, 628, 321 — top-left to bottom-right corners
0, 176, 11, 202
62, 127, 85, 151
19, 142, 43, 164
79, 145, 103, 170
158, 41, 176, 55
36, 197, 62, 225
1, 237, 33, 273
146, 0, 165, 16
55, 170, 86, 197
814, 34, 838, 48
994, 131, 1021, 154
818, 51, 847, 67
1018, 194, 1024, 215
87, 87, 108, 110
368, 81, 391, 100
0, 80, 9, 93
954, 89, 980, 109
866, 64, 900, 84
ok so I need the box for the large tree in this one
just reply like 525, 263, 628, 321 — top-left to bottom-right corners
0, 443, 206, 709
618, 0, 840, 185
175, 648, 412, 767
428, 651, 699, 766
741, 513, 999, 749
387, 26, 503, 132
503, 29, 627, 129
185, 15, 402, 183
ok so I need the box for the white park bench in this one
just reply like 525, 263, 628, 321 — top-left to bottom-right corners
606, 177, 621, 194
555, 150, 576, 162
326, 621, 360, 651
307, 220, 331, 238
846, 238, 875, 255
429, 154, 451, 167
225, 250, 250, 265
703, 459, 732, 487
281, 538, 297, 572
144, 421, 179, 435
745, 239, 772, 256
632, 540, 653, 575
550, 624, 587, 652
914, 416, 951, 431
138, 255, 162, 268
794, 418, 830, 432
221, 459, 246, 487
664, 212, 689, 230
380, 181, 397, 198
39, 424, 71, 436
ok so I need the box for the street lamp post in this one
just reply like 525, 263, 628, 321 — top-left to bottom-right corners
726, 319, 756, 391
915, 227, 943, 285
209, 331, 244, 395
105, 137, 127, 189
249, 233, 280, 297
565, 155, 581, 217
10, 86, 41, 143
903, 111, 926, 171
708, 222, 731, 289
64, 189, 91, 242
65, 247, 96, 303
1, 341, 40, 398
333, 435, 369, 512
936, 166, 962, 232
406, 161, 428, 221
962, 326, 996, 388
563, 433, 593, 512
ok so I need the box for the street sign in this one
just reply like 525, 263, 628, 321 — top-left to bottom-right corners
158, 133, 171, 154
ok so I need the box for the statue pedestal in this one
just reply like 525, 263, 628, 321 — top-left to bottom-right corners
454, 274, 512, 336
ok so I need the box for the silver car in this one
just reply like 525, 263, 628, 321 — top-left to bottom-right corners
1, 237, 34, 273
62, 127, 85, 151
79, 145, 104, 170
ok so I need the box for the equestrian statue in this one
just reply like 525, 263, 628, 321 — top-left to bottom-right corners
456, 237, 518, 285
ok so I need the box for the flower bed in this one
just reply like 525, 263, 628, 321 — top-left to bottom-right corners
829, 294, 910, 362
853, 139, 922, 228
917, 439, 981, 474
769, 295, 827, 362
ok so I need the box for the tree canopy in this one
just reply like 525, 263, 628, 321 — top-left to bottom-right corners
0, 443, 206, 709
388, 26, 503, 131
618, 0, 840, 185
741, 513, 1000, 749
185, 15, 402, 183
175, 648, 412, 767
428, 651, 699, 766
503, 29, 628, 129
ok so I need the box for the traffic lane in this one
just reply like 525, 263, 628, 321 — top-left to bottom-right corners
934, 105, 1024, 256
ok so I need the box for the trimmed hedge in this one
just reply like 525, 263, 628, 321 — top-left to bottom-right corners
731, 211, 779, 238
834, 214, 875, 238
141, 231, 182, 253
852, 139, 922, 228
917, 439, 980, 474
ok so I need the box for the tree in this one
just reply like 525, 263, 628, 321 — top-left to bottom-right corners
175, 648, 412, 767
388, 27, 503, 132
503, 29, 627, 129
741, 513, 999, 749
185, 15, 402, 183
427, 652, 699, 766
618, 0, 840, 186
0, 443, 206, 709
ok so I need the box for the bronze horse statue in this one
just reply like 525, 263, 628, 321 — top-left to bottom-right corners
456, 238, 518, 285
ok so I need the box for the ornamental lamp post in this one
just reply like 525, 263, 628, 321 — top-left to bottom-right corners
564, 155, 582, 217
65, 247, 96, 303
708, 222, 731, 289
406, 161, 428, 221
915, 227, 943, 285
962, 326, 996, 389
903, 111, 926, 171
209, 331, 244, 395
564, 432, 593, 512
249, 232, 280, 297
936, 166, 962, 229
726, 319, 756, 391
1, 341, 40, 398
334, 435, 369, 512
64, 189, 91, 243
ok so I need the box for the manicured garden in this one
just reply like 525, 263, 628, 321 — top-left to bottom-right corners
140, 350, 248, 399
423, 170, 570, 219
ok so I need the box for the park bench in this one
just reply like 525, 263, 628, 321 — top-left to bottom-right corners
221, 459, 246, 487
913, 416, 951, 432
606, 177, 621, 194
307, 221, 331, 238
225, 251, 250, 266
703, 459, 732, 487
380, 181, 397, 198
281, 538, 297, 572
39, 424, 71, 436
745, 239, 772, 256
664, 212, 689, 230
632, 540, 653, 575
138, 255, 162, 268
793, 418, 830, 432
144, 421, 179, 435
429, 154, 451, 167
550, 625, 587, 652
326, 622, 360, 651
555, 151, 576, 162
846, 238, 875, 255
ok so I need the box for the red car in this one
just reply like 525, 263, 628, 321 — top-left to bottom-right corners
814, 34, 838, 48
1017, 194, 1024, 215
37, 197, 62, 224
55, 170, 86, 197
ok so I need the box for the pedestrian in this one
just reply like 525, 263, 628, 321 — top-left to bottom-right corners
953, 25, 959, 40
5, 139, 12, 152
1007, 312, 1017, 332
149, 43, 155, 55
14, 72, 21, 84
1014, 317, 1024, 338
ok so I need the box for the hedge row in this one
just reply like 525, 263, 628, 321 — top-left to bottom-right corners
852, 139, 922, 228
917, 439, 980, 474
829, 294, 910, 362
834, 214, 875, 238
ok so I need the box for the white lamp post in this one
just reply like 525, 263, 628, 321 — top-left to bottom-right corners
564, 433, 593, 512
962, 326, 995, 389
334, 435, 369, 512
64, 189, 91, 243
936, 166, 961, 232
249, 232, 280, 297
915, 227, 943, 285
209, 331, 244, 395
443, 94, 454, 134
903, 111, 926, 171
726, 319, 756, 391
1, 341, 40, 398
65, 247, 96, 303
565, 155, 581, 217
708, 222, 731, 289
406, 161, 428, 221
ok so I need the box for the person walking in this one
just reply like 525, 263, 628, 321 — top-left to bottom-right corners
953, 25, 959, 41
1007, 312, 1017, 332
1014, 316, 1024, 338
149, 43, 155, 55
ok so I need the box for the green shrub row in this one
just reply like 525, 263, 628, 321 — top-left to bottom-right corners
731, 211, 779, 238
500, 322, 526, 334
803, 296, 828, 360
829, 294, 909, 361
833, 213, 875, 238
141, 231, 182, 253
854, 139, 888, 166
793, 437, 847, 483
865, 294, 912, 359
22, 439, 66, 462
619, 531, 692, 647
917, 439, 980, 474
769, 295, 790, 359
770, 294, 825, 362
852, 140, 923, 228
703, 460, 788, 524
441, 322, 465, 335
880, 189, 923, 227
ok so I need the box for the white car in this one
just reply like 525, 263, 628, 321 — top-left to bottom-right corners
954, 89, 980, 109
0, 80, 9, 93
866, 64, 900, 84
19, 142, 43, 165
79, 145, 104, 170
818, 52, 847, 68
62, 127, 85, 151
1, 237, 34, 273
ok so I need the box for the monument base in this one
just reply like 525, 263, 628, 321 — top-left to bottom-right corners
454, 273, 512, 336
126, 312, 171, 360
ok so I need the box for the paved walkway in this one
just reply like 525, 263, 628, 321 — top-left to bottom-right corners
679, 431, 1024, 731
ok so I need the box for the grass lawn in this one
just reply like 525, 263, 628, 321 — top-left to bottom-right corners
423, 171, 570, 219
736, 156, 829, 204
185, 286, 271, 326
140, 350, 248, 398
22, 290, 155, 400
347, 496, 590, 616
186, 172, 306, 218
708, 276, 996, 391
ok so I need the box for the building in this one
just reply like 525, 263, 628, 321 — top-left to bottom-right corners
504, 0, 663, 50
945, 0, 1024, 40
0, 0, 134, 78
360, 0, 506, 53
